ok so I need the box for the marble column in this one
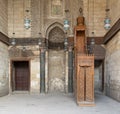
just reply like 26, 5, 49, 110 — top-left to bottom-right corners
40, 48, 45, 93
45, 50, 48, 93
68, 46, 73, 93
65, 51, 68, 93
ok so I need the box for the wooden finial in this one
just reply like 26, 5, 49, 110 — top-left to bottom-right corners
77, 17, 84, 26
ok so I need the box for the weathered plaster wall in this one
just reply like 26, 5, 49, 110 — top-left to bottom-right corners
0, 0, 8, 35
0, 42, 9, 96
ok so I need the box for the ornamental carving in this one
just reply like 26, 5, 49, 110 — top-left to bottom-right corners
48, 26, 65, 49
51, 0, 63, 16
48, 27, 65, 43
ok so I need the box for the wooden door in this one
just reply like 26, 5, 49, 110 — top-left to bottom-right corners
76, 55, 94, 105
13, 61, 30, 91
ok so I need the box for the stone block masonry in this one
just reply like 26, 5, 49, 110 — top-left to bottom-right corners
105, 32, 120, 101
104, 0, 120, 102
0, 0, 8, 35
8, 0, 106, 38
0, 42, 9, 97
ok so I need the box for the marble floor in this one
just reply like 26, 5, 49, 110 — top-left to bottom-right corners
0, 92, 120, 114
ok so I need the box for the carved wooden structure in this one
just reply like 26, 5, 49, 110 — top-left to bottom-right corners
74, 16, 94, 106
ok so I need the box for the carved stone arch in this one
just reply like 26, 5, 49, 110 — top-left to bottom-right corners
46, 22, 65, 49
46, 22, 64, 39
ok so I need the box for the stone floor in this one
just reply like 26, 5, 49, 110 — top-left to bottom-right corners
0, 92, 120, 114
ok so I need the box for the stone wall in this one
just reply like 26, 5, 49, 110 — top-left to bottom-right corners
8, 0, 31, 38
31, 0, 41, 38
0, 0, 9, 96
48, 50, 65, 93
83, 0, 106, 37
0, 42, 9, 96
30, 57, 40, 94
8, 0, 106, 38
0, 0, 8, 35
105, 32, 120, 101
94, 64, 103, 92
109, 0, 120, 25
9, 45, 41, 94
94, 68, 100, 91
104, 0, 120, 101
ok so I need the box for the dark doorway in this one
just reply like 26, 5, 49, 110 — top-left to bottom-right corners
12, 61, 30, 91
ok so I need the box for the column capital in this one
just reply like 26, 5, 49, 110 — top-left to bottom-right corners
68, 46, 73, 52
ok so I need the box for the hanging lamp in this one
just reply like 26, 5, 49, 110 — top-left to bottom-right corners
104, 0, 111, 30
24, 10, 31, 29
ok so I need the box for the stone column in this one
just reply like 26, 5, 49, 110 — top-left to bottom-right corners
68, 46, 73, 93
65, 51, 68, 93
40, 48, 45, 93
45, 50, 48, 93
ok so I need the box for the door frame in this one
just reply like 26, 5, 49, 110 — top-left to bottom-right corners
10, 58, 31, 92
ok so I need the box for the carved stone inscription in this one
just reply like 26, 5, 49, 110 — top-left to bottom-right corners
51, 0, 63, 16
48, 26, 65, 49
49, 27, 64, 43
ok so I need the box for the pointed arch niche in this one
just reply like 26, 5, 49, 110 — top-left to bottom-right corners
46, 22, 65, 50
45, 22, 68, 93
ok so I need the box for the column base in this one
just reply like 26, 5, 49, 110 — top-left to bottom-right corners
77, 101, 95, 107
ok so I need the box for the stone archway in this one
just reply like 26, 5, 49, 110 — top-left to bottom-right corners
48, 26, 65, 50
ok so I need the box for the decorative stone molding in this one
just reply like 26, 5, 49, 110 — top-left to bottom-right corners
9, 38, 45, 46
46, 22, 64, 39
46, 22, 65, 49
104, 18, 120, 44
87, 37, 104, 45
0, 32, 9, 45
49, 27, 65, 43
9, 47, 34, 58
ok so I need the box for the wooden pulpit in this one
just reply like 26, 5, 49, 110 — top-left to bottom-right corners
74, 16, 94, 106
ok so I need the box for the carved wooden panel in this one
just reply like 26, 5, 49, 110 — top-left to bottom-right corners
75, 30, 86, 53
77, 66, 84, 101
74, 17, 86, 53
76, 55, 94, 104
86, 66, 94, 101
74, 16, 94, 106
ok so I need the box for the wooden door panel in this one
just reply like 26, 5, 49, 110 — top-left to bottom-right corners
14, 61, 29, 91
78, 66, 84, 101
86, 67, 93, 101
